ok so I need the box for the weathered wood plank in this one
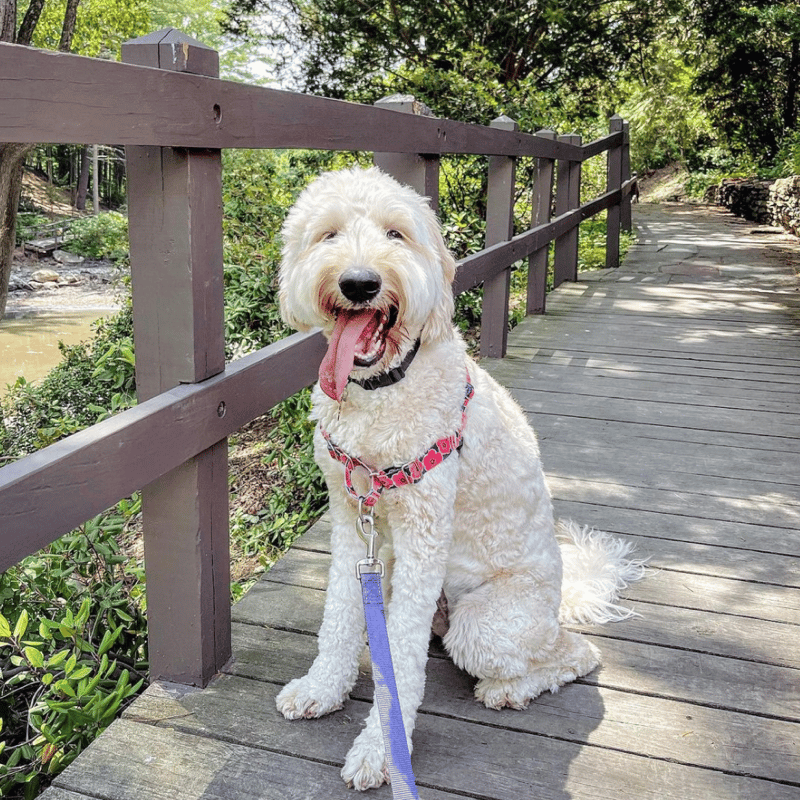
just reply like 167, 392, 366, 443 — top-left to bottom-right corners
489, 363, 800, 415
266, 545, 800, 625
545, 456, 800, 513
532, 414, 800, 467
51, 718, 458, 800
279, 515, 800, 589
552, 497, 800, 561
217, 628, 800, 782
229, 619, 800, 722
547, 475, 800, 531
517, 392, 800, 447
126, 677, 800, 797
505, 335, 800, 373
541, 438, 800, 489
235, 573, 800, 680
506, 350, 800, 389
0, 42, 585, 159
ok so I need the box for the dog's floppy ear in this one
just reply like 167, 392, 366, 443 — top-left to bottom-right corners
420, 204, 457, 344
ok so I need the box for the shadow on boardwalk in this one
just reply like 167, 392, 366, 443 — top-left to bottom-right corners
42, 203, 800, 800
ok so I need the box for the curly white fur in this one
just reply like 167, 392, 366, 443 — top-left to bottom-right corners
275, 166, 647, 791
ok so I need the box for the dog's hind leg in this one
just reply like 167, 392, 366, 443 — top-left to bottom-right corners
473, 629, 599, 710
443, 573, 600, 710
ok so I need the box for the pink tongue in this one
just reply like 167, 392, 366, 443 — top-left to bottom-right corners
320, 309, 377, 400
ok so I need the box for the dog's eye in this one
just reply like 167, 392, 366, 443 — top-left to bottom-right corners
386, 229, 404, 241
322, 230, 338, 241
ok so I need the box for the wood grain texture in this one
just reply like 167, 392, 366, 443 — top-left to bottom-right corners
0, 43, 585, 158
0, 330, 327, 570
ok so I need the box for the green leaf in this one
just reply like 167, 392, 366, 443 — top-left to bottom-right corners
0, 613, 10, 638
54, 679, 75, 698
71, 666, 92, 682
98, 625, 123, 657
24, 646, 44, 669
46, 649, 69, 669
64, 653, 77, 676
14, 609, 29, 641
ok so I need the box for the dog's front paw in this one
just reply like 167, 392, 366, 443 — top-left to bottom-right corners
341, 727, 388, 791
275, 675, 345, 720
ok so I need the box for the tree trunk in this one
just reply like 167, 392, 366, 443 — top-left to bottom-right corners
0, 144, 28, 320
92, 144, 100, 213
18, 0, 46, 45
0, 0, 15, 42
58, 0, 80, 52
75, 146, 89, 210
786, 37, 799, 132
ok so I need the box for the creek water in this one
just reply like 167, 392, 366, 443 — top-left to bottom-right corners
0, 310, 109, 393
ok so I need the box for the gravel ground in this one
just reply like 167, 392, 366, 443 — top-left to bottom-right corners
7, 247, 124, 314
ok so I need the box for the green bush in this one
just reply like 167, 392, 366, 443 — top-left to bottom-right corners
0, 500, 147, 799
65, 212, 129, 262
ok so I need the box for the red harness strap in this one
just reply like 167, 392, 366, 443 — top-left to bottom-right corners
321, 372, 474, 507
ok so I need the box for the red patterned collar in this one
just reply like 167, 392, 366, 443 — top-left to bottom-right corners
321, 372, 474, 507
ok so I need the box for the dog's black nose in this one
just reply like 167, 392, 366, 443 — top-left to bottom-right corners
339, 268, 382, 304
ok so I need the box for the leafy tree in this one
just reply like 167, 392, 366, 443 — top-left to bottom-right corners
688, 0, 800, 163
225, 0, 674, 112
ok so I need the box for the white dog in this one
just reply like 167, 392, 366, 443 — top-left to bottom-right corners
275, 166, 645, 791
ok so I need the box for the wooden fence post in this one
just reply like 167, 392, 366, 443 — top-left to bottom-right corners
606, 115, 623, 269
374, 95, 439, 211
527, 128, 557, 314
553, 133, 582, 287
480, 115, 517, 358
122, 29, 230, 687
621, 120, 632, 233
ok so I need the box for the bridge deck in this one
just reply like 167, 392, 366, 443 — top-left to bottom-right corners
42, 204, 800, 799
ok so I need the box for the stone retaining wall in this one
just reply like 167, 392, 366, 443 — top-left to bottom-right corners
768, 176, 800, 237
713, 176, 800, 237
714, 178, 773, 224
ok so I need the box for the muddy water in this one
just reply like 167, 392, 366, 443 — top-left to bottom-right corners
0, 311, 109, 392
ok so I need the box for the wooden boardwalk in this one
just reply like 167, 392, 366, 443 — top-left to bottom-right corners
42, 204, 800, 800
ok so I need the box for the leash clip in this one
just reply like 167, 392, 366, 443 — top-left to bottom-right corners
355, 499, 384, 578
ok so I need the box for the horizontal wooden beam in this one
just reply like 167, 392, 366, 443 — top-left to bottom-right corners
453, 180, 632, 294
0, 330, 328, 571
581, 130, 624, 160
1, 43, 585, 159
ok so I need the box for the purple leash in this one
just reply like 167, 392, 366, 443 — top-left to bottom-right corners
356, 503, 420, 800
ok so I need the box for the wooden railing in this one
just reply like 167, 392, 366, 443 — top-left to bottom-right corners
0, 28, 635, 687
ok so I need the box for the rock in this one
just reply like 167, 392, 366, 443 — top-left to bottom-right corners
714, 178, 773, 223
30, 268, 60, 283
53, 249, 85, 266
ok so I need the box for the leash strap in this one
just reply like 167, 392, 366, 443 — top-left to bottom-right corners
359, 568, 420, 799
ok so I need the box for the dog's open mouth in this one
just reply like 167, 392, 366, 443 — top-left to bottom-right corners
320, 306, 398, 401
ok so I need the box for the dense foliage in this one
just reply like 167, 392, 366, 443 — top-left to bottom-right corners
227, 0, 800, 178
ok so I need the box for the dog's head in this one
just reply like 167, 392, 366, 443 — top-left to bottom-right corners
279, 166, 457, 400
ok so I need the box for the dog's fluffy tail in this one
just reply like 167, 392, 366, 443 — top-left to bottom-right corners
556, 519, 650, 626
